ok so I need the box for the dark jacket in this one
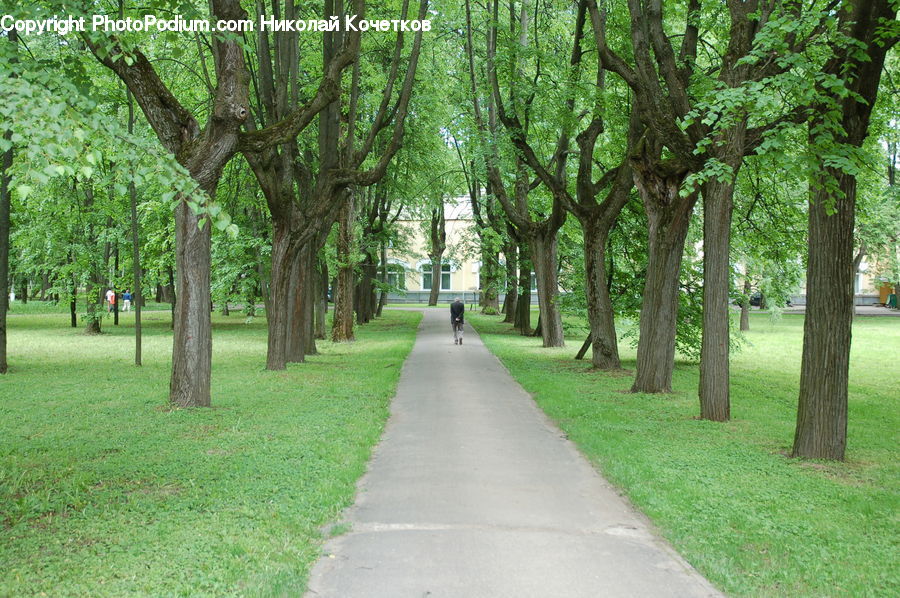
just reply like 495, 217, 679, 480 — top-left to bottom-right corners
450, 300, 464, 324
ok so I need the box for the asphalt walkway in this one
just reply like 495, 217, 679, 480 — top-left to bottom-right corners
305, 309, 722, 597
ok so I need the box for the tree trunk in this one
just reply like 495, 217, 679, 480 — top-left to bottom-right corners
295, 244, 318, 357
168, 197, 212, 408
428, 259, 442, 306
113, 244, 120, 326
530, 230, 565, 347
265, 221, 294, 369
630, 169, 698, 393
515, 244, 532, 334
792, 0, 895, 460
699, 177, 736, 421
793, 174, 855, 459
502, 242, 518, 323
315, 258, 327, 339
130, 176, 143, 365
481, 250, 501, 312
0, 129, 10, 373
332, 198, 356, 342
582, 219, 621, 369
287, 244, 312, 361
39, 271, 50, 301
740, 278, 750, 332
357, 252, 376, 324
376, 240, 388, 317
69, 291, 77, 328
427, 204, 446, 306
84, 288, 102, 334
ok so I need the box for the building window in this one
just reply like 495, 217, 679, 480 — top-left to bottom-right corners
387, 264, 406, 290
421, 263, 451, 290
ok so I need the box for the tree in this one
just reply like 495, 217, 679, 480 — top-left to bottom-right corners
0, 31, 13, 374
491, 0, 638, 368
426, 202, 446, 306
793, 0, 898, 460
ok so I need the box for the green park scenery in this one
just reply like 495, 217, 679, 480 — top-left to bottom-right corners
1, 0, 899, 596
1, 307, 422, 596
1, 306, 897, 596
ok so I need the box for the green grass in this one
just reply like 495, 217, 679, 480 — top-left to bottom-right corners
468, 311, 899, 598
5, 299, 175, 314
0, 309, 421, 597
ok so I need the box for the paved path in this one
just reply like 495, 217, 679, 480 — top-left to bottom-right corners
305, 310, 722, 597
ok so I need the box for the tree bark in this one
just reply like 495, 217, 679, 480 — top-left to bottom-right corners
112, 244, 120, 326
265, 221, 295, 369
0, 128, 11, 373
297, 243, 318, 357
427, 204, 446, 306
69, 291, 77, 328
630, 150, 698, 393
502, 241, 518, 322
332, 197, 356, 342
699, 177, 736, 421
583, 219, 621, 369
515, 244, 532, 334
357, 252, 377, 324
169, 197, 212, 408
481, 250, 501, 312
530, 230, 565, 347
793, 175, 855, 459
315, 258, 327, 339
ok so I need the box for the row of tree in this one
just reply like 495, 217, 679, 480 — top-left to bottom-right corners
1, 0, 898, 462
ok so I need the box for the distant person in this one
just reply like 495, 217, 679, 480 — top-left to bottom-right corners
451, 297, 464, 345
105, 289, 116, 313
123, 289, 132, 312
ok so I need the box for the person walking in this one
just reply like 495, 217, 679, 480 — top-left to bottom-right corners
105, 288, 116, 313
122, 289, 132, 312
451, 297, 465, 345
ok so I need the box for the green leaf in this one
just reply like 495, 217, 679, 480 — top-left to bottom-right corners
16, 185, 32, 200
214, 213, 232, 232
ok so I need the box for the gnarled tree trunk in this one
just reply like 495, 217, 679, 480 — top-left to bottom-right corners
630, 151, 697, 393
582, 218, 621, 369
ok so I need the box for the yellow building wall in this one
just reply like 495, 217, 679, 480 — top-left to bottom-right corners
389, 217, 481, 293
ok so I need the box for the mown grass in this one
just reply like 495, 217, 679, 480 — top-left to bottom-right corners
0, 308, 421, 597
469, 310, 899, 598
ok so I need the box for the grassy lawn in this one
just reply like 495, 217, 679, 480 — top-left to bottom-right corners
0, 308, 421, 597
468, 310, 899, 597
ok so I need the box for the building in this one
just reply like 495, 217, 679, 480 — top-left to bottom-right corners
385, 197, 483, 304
